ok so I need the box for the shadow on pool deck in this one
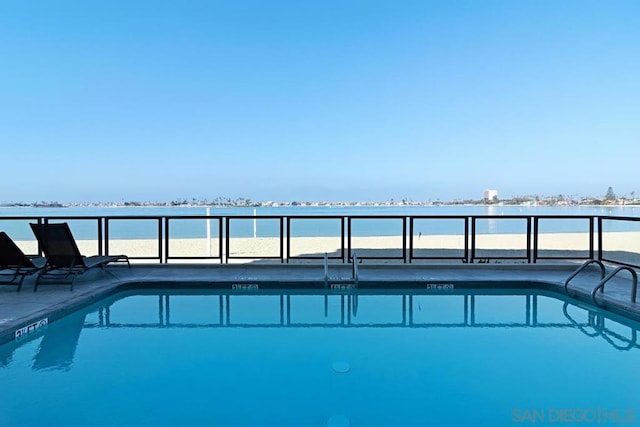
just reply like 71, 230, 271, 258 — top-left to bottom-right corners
1, 262, 638, 344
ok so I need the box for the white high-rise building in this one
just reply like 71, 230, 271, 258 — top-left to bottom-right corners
483, 189, 498, 201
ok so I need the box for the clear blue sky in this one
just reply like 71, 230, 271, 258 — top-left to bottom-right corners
2, 0, 639, 202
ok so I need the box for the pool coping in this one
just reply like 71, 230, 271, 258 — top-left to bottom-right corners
1, 263, 639, 345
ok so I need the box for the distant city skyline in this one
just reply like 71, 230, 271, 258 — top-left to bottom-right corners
6, 188, 640, 205
1, 186, 635, 206
2, 1, 639, 203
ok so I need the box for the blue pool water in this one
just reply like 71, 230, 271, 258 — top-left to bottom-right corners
1, 290, 638, 426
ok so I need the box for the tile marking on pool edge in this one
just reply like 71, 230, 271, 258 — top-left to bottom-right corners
330, 284, 356, 290
231, 284, 259, 291
425, 283, 455, 291
15, 318, 48, 341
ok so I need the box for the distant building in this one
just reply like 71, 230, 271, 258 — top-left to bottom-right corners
483, 189, 498, 201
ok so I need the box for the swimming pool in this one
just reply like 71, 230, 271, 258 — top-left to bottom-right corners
1, 289, 638, 426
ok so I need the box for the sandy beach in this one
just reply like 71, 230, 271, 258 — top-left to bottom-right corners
13, 231, 640, 265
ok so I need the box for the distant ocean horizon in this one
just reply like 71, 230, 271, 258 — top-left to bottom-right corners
1, 205, 639, 240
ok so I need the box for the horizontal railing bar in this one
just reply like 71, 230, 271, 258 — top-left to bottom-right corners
470, 215, 531, 219
600, 216, 640, 221
99, 216, 163, 220
225, 215, 287, 219
471, 256, 530, 260
164, 215, 225, 219
283, 215, 346, 219
226, 256, 283, 259
409, 215, 469, 219
524, 215, 597, 219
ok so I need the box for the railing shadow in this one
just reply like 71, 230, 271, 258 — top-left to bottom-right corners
32, 314, 86, 371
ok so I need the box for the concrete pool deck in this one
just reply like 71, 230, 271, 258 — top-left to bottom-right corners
1, 263, 639, 344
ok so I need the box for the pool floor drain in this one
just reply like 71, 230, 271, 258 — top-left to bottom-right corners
332, 361, 350, 373
327, 415, 350, 427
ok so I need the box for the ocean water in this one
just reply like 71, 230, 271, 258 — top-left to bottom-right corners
0, 205, 638, 240
1, 289, 638, 426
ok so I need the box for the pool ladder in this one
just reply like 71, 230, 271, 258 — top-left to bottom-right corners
564, 259, 638, 306
323, 252, 359, 289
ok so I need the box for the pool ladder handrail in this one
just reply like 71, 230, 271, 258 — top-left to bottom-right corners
324, 253, 329, 289
352, 252, 359, 287
323, 252, 359, 289
564, 259, 606, 296
591, 266, 638, 306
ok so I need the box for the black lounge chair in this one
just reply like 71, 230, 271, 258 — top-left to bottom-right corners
0, 231, 46, 292
29, 222, 130, 291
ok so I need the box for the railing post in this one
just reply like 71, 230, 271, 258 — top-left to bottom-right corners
158, 218, 164, 263
408, 217, 414, 263
470, 216, 476, 263
464, 216, 469, 263
526, 216, 532, 264
402, 216, 407, 263
97, 218, 103, 256
218, 217, 224, 264
164, 217, 170, 264
597, 216, 603, 262
37, 217, 44, 257
588, 216, 594, 260
340, 217, 346, 263
104, 218, 110, 257
286, 217, 291, 263
347, 217, 352, 265
225, 217, 230, 264
280, 217, 284, 263
532, 217, 539, 264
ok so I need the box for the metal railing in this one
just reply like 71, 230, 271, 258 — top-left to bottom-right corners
598, 216, 640, 268
534, 216, 595, 261
1, 214, 640, 268
409, 215, 468, 262
471, 215, 532, 262
165, 216, 223, 262
287, 216, 345, 261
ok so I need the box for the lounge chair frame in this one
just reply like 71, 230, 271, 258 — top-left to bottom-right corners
29, 223, 130, 291
0, 231, 46, 292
